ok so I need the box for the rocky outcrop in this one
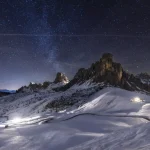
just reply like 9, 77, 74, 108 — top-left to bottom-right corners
17, 73, 69, 93
17, 83, 43, 93
54, 72, 69, 84
137, 73, 150, 80
74, 53, 123, 85
136, 73, 150, 84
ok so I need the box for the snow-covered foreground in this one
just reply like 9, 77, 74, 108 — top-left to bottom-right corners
68, 121, 150, 150
1, 86, 150, 150
0, 116, 148, 150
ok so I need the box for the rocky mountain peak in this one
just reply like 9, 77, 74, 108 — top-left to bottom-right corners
54, 72, 69, 84
62, 53, 150, 93
101, 53, 113, 62
17, 53, 150, 93
74, 53, 123, 85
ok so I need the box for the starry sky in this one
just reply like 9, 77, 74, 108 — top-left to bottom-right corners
0, 0, 150, 90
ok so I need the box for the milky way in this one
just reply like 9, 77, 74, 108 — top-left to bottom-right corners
0, 0, 150, 90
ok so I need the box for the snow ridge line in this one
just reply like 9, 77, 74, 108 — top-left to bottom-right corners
6, 113, 150, 127
60, 113, 150, 122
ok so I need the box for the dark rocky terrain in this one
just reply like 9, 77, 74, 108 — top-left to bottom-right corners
0, 92, 11, 97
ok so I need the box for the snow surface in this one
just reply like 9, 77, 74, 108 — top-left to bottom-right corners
47, 82, 68, 90
0, 84, 150, 149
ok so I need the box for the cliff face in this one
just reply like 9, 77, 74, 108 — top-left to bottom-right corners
74, 53, 123, 85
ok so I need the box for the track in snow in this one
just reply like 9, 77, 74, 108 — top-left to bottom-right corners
58, 113, 150, 122
3, 112, 150, 128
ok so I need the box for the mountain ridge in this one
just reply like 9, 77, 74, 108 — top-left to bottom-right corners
56, 53, 150, 93
16, 53, 150, 94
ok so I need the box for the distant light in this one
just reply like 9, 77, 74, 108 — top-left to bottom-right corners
131, 97, 142, 103
31, 82, 35, 85
9, 115, 41, 124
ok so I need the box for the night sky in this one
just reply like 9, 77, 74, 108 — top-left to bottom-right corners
0, 0, 150, 90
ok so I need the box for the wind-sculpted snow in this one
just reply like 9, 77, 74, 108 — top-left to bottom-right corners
68, 122, 150, 150
0, 115, 147, 150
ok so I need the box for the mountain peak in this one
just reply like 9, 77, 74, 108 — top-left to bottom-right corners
63, 53, 150, 93
54, 72, 69, 84
101, 53, 113, 61
73, 53, 122, 85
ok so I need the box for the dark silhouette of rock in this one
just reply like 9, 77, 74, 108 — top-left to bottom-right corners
54, 72, 69, 83
0, 92, 11, 97
42, 81, 51, 89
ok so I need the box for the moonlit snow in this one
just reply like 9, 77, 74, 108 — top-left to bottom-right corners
0, 84, 150, 150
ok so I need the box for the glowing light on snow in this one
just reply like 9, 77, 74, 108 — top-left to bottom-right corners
131, 97, 143, 103
58, 110, 66, 113
0, 124, 6, 128
10, 115, 41, 124
31, 82, 35, 84
11, 117, 22, 124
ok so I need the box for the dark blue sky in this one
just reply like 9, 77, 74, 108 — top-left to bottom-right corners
0, 0, 150, 90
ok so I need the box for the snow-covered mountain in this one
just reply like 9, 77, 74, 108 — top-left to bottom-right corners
0, 89, 16, 93
1, 53, 150, 150
56, 53, 150, 93
17, 72, 69, 93
0, 89, 15, 97
136, 72, 150, 84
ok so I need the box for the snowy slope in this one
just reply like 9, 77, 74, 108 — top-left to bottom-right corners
68, 122, 150, 150
65, 87, 150, 116
1, 84, 150, 149
0, 115, 148, 150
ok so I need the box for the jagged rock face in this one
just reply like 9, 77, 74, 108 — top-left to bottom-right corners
17, 73, 69, 93
17, 82, 43, 93
120, 71, 150, 92
74, 53, 123, 85
137, 73, 150, 79
54, 72, 69, 84
100, 53, 113, 71
136, 73, 150, 84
